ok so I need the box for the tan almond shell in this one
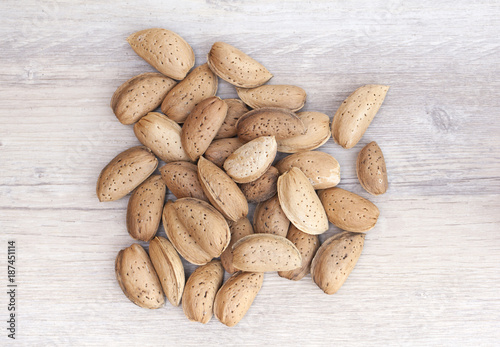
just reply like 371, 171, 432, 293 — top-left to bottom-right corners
277, 111, 331, 153
215, 99, 249, 139
240, 166, 279, 204
236, 107, 306, 142
311, 231, 365, 294
331, 85, 390, 149
159, 161, 208, 202
134, 112, 191, 163
162, 198, 231, 265
207, 41, 272, 88
182, 260, 224, 324
318, 187, 380, 233
197, 156, 248, 222
111, 73, 176, 125
97, 146, 158, 202
275, 151, 340, 190
220, 218, 254, 274
160, 64, 218, 123
127, 29, 195, 80
278, 225, 320, 281
204, 137, 245, 168
149, 236, 185, 307
181, 97, 228, 161
236, 85, 306, 112
126, 175, 166, 241
214, 272, 264, 327
253, 195, 290, 237
223, 136, 277, 183
277, 167, 329, 235
356, 141, 388, 195
115, 244, 164, 309
232, 234, 302, 272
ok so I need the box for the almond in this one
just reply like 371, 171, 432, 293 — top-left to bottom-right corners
236, 85, 306, 111
182, 260, 224, 324
181, 96, 228, 161
318, 187, 380, 233
97, 146, 158, 202
126, 175, 166, 241
115, 244, 164, 309
331, 85, 390, 149
220, 218, 254, 274
223, 136, 277, 183
197, 156, 248, 222
275, 151, 340, 190
214, 272, 264, 327
111, 73, 176, 125
278, 225, 319, 281
162, 198, 231, 265
159, 161, 208, 202
277, 111, 331, 153
253, 195, 290, 237
311, 232, 365, 294
232, 234, 302, 272
207, 41, 272, 88
160, 64, 218, 123
204, 137, 244, 168
277, 167, 329, 235
240, 166, 279, 204
127, 28, 194, 80
134, 112, 191, 163
214, 99, 249, 139
149, 236, 185, 307
236, 107, 306, 142
356, 141, 388, 195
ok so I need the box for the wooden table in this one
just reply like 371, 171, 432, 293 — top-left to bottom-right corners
1, 1, 499, 345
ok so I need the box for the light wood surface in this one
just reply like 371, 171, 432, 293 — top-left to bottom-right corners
1, 1, 499, 346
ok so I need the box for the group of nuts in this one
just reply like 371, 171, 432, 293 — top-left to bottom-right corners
97, 28, 389, 327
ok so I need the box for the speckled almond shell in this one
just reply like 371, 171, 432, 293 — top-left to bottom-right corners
97, 146, 158, 202
204, 137, 245, 168
240, 166, 279, 204
236, 107, 306, 142
159, 161, 208, 202
134, 112, 191, 163
214, 271, 264, 327
197, 156, 248, 222
277, 167, 329, 235
182, 260, 224, 324
115, 244, 164, 309
149, 236, 185, 307
207, 41, 272, 88
236, 85, 306, 112
253, 195, 290, 237
318, 187, 379, 233
223, 136, 277, 183
311, 232, 365, 294
278, 225, 320, 281
126, 175, 166, 242
181, 96, 228, 161
220, 218, 254, 274
331, 85, 389, 149
111, 73, 176, 125
356, 141, 388, 195
275, 151, 340, 190
277, 111, 331, 153
214, 99, 249, 139
162, 198, 230, 265
127, 29, 195, 80
160, 64, 218, 123
232, 234, 302, 272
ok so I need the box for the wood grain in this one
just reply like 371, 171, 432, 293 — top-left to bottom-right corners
1, 0, 499, 345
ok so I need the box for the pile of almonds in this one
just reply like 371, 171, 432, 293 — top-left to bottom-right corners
98, 28, 389, 327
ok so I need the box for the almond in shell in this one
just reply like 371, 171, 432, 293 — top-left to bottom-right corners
159, 161, 208, 202
214, 99, 249, 139
311, 231, 365, 294
240, 166, 279, 204
331, 85, 389, 149
253, 195, 290, 237
220, 217, 254, 274
277, 111, 331, 153
236, 85, 306, 112
97, 146, 158, 202
204, 137, 244, 168
356, 141, 388, 195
